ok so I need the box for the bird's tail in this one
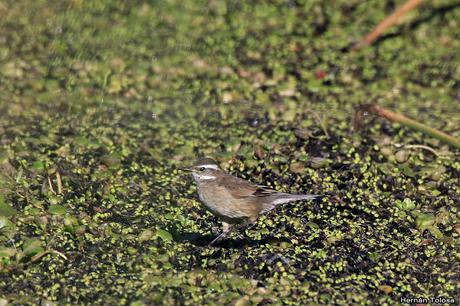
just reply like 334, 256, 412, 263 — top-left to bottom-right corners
272, 193, 322, 205
259, 193, 322, 215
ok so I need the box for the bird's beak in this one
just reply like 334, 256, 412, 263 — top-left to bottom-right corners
180, 166, 192, 172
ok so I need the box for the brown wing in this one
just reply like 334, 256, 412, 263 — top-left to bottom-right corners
216, 173, 277, 199
252, 186, 277, 197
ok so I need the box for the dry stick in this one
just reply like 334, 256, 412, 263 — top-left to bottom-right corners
30, 250, 68, 263
404, 144, 440, 157
47, 175, 56, 194
352, 0, 424, 51
355, 104, 460, 149
56, 171, 63, 194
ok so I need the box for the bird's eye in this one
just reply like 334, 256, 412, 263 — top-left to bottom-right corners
199, 167, 205, 171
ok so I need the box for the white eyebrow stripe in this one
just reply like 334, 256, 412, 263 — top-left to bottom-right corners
199, 164, 219, 170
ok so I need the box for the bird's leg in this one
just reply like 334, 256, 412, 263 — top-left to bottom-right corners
208, 222, 233, 246
236, 217, 257, 233
232, 217, 259, 243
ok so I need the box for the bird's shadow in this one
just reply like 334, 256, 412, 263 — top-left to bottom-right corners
174, 231, 281, 248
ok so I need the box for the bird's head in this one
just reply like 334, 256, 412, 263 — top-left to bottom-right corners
182, 157, 222, 183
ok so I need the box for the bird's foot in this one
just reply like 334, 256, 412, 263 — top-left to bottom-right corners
211, 226, 220, 236
208, 222, 234, 246
208, 232, 227, 246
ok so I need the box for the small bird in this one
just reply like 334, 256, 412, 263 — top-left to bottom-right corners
182, 157, 320, 246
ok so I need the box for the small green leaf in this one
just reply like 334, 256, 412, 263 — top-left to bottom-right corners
48, 204, 67, 215
101, 153, 121, 167
398, 164, 415, 177
49, 195, 60, 205
416, 213, 435, 230
74, 136, 90, 146
305, 221, 320, 229
155, 229, 173, 242
0, 195, 18, 217
64, 216, 78, 233
369, 252, 381, 261
427, 225, 444, 239
0, 216, 12, 229
22, 238, 44, 256
395, 198, 416, 211
0, 247, 16, 259
139, 229, 154, 242
0, 216, 16, 236
32, 160, 45, 171
310, 157, 331, 169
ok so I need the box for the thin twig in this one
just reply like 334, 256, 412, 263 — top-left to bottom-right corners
56, 171, 63, 194
403, 144, 440, 157
354, 104, 460, 149
30, 250, 68, 263
352, 0, 424, 50
47, 176, 56, 194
